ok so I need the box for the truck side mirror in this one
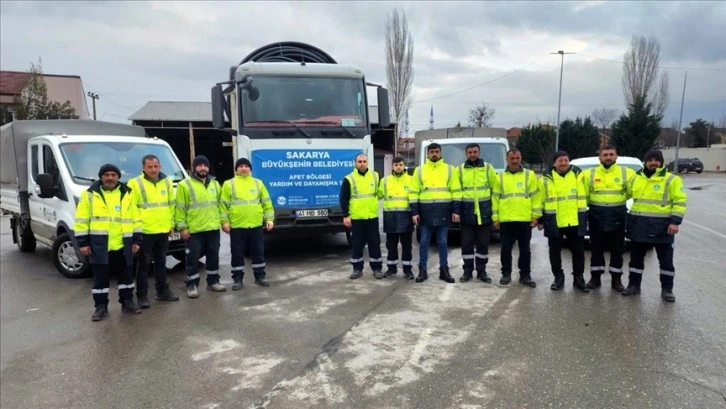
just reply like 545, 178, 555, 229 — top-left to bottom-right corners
36, 173, 58, 198
211, 84, 226, 130
377, 88, 391, 128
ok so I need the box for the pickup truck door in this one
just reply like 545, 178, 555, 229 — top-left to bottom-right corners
28, 142, 69, 242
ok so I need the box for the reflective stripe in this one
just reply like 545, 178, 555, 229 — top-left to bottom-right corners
423, 187, 449, 192
187, 273, 200, 280
251, 263, 266, 268
590, 265, 606, 272
462, 197, 490, 203
634, 198, 668, 206
350, 172, 379, 199
350, 257, 364, 263
660, 269, 675, 277
589, 201, 627, 207
92, 288, 110, 294
475, 253, 488, 259
387, 196, 408, 200
629, 268, 644, 274
383, 207, 410, 212
231, 266, 244, 271
462, 254, 475, 260
609, 267, 623, 273
386, 260, 398, 265
401, 261, 413, 266
369, 258, 383, 262
231, 199, 261, 205
418, 198, 454, 204
89, 230, 107, 235
500, 192, 530, 198
206, 271, 220, 276
543, 210, 556, 214
630, 211, 670, 218
118, 283, 136, 290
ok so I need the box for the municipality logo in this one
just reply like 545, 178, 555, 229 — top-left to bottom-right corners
161, 190, 167, 195
615, 178, 620, 183
653, 185, 661, 191
277, 196, 287, 206
517, 182, 524, 188
115, 205, 122, 212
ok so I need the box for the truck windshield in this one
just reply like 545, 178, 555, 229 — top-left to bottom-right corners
240, 76, 367, 127
59, 142, 186, 185
440, 143, 508, 171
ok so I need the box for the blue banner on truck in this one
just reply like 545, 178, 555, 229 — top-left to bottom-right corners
252, 149, 360, 209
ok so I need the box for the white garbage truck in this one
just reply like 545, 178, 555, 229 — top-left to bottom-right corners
0, 120, 188, 278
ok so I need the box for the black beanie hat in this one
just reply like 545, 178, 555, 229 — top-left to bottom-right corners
644, 149, 664, 165
235, 157, 252, 170
552, 150, 569, 163
192, 155, 210, 168
98, 163, 121, 178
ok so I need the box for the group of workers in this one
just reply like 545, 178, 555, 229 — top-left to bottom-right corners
344, 143, 687, 304
74, 143, 686, 322
74, 154, 273, 321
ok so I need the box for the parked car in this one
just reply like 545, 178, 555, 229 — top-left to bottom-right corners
666, 157, 703, 174
569, 156, 644, 248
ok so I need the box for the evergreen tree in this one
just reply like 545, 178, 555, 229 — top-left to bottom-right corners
558, 117, 600, 159
610, 95, 661, 159
516, 123, 555, 167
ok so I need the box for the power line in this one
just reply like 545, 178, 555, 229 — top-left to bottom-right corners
412, 55, 551, 104
576, 53, 726, 71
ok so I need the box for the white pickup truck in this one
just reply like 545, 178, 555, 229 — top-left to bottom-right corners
0, 120, 188, 278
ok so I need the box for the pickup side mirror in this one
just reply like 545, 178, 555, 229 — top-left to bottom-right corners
211, 84, 226, 130
36, 173, 58, 198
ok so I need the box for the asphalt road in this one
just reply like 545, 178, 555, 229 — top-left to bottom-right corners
1, 173, 725, 409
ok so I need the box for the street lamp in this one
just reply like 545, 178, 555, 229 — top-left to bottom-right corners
551, 50, 574, 151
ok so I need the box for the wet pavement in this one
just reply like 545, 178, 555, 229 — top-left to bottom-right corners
1, 173, 725, 409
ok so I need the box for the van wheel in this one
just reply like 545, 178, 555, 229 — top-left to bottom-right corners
13, 216, 36, 252
53, 233, 91, 278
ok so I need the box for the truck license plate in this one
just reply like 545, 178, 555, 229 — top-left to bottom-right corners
296, 209, 328, 218
168, 232, 181, 241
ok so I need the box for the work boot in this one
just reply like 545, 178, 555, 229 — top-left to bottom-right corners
460, 269, 473, 283
121, 299, 142, 314
232, 278, 243, 291
91, 305, 108, 322
611, 273, 625, 292
156, 285, 179, 301
573, 274, 590, 293
186, 285, 199, 298
383, 267, 397, 278
439, 267, 455, 283
349, 270, 363, 279
500, 274, 512, 285
255, 277, 270, 287
661, 290, 676, 303
207, 283, 227, 292
403, 268, 414, 280
415, 266, 428, 283
373, 270, 384, 280
136, 292, 150, 309
519, 275, 536, 288
550, 274, 565, 291
621, 284, 641, 296
586, 272, 602, 289
476, 270, 492, 284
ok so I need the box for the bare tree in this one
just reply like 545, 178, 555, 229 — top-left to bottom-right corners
621, 35, 669, 118
591, 107, 618, 130
467, 102, 496, 127
385, 8, 414, 147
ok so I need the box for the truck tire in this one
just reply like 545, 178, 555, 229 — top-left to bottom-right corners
52, 233, 91, 278
13, 217, 36, 252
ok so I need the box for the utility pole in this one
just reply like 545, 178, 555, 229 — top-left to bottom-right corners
706, 124, 711, 148
551, 50, 574, 151
87, 92, 99, 120
674, 72, 687, 172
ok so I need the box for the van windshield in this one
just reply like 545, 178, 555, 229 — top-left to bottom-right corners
59, 142, 186, 185
438, 143, 507, 171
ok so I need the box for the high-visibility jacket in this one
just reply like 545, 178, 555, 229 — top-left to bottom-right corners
175, 175, 221, 233
626, 167, 687, 244
540, 166, 587, 237
377, 172, 413, 233
219, 175, 274, 228
127, 173, 175, 234
409, 158, 462, 226
345, 169, 380, 220
581, 163, 636, 231
74, 181, 142, 265
492, 167, 542, 222
459, 159, 498, 226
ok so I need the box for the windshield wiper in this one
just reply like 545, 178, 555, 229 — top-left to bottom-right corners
246, 120, 310, 138
300, 121, 356, 137
74, 176, 96, 182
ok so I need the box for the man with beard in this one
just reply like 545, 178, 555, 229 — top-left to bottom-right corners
581, 145, 636, 292
409, 143, 462, 283
176, 155, 225, 298
378, 156, 414, 279
623, 150, 686, 302
74, 164, 143, 321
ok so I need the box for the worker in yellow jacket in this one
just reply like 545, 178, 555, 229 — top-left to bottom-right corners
74, 164, 143, 321
492, 148, 542, 287
220, 158, 274, 290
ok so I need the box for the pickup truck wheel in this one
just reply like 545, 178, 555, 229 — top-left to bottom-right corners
14, 217, 36, 252
53, 233, 91, 278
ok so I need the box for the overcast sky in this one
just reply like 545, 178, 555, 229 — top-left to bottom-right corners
2, 1, 725, 132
